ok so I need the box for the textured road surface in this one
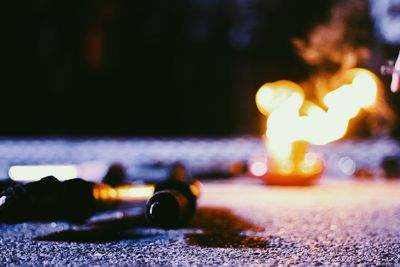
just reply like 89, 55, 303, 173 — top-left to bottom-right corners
1, 177, 400, 266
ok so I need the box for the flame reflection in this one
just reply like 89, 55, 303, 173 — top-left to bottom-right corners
93, 184, 155, 202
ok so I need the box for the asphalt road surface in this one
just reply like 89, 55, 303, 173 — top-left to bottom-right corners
1, 177, 400, 266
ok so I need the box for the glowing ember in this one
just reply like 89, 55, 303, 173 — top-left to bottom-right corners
93, 184, 155, 202
255, 68, 379, 185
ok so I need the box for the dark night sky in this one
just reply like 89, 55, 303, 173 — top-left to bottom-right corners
2, 0, 399, 136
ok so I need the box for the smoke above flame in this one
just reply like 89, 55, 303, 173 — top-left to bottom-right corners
292, 0, 371, 70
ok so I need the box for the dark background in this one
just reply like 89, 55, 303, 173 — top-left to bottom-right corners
2, 0, 399, 136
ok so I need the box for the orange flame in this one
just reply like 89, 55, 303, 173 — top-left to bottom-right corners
255, 68, 379, 177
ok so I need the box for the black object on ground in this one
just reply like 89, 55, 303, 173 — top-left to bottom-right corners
0, 163, 201, 229
0, 176, 99, 223
145, 162, 200, 228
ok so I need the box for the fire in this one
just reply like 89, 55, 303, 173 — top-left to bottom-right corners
255, 68, 379, 182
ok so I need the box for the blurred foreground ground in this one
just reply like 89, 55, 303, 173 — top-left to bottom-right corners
1, 178, 400, 265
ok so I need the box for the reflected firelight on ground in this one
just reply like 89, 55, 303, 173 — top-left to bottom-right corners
93, 184, 155, 202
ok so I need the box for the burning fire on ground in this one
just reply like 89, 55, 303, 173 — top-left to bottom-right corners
253, 68, 380, 185
250, 0, 396, 185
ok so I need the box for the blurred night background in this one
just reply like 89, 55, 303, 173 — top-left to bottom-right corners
2, 0, 400, 137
